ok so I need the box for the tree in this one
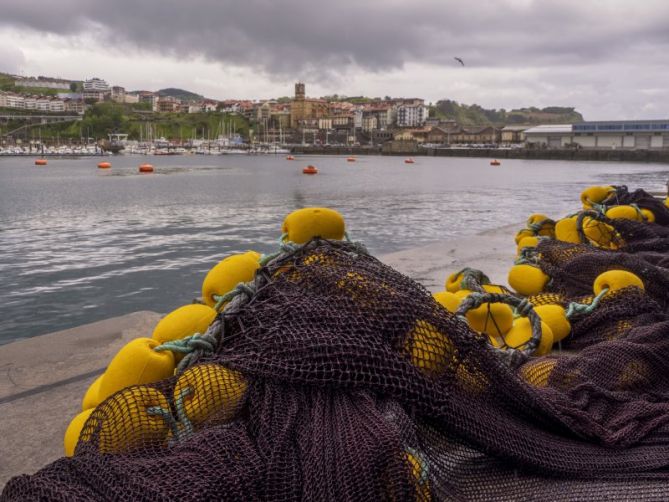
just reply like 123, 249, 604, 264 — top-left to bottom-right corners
69, 82, 78, 93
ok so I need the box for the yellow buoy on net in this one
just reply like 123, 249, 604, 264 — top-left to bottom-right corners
404, 320, 456, 377
97, 338, 175, 404
95, 386, 171, 454
554, 216, 581, 244
281, 207, 346, 244
605, 205, 642, 221
152, 304, 218, 344
582, 217, 622, 249
580, 185, 614, 209
515, 228, 535, 245
465, 302, 514, 338
516, 236, 540, 255
518, 358, 558, 388
593, 270, 644, 297
201, 251, 261, 308
173, 363, 248, 426
640, 208, 655, 223
533, 304, 571, 342
504, 318, 554, 356
508, 264, 549, 297
64, 409, 94, 457
433, 291, 462, 313
82, 375, 103, 411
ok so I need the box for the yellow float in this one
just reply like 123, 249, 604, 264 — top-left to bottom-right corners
64, 409, 94, 457
464, 301, 513, 338
518, 358, 557, 388
201, 251, 261, 308
605, 205, 642, 221
533, 305, 571, 342
96, 386, 171, 453
508, 264, 549, 297
152, 304, 218, 344
433, 291, 461, 313
554, 216, 581, 244
640, 208, 655, 222
504, 318, 554, 356
281, 207, 346, 244
173, 363, 248, 426
581, 217, 621, 249
82, 375, 103, 411
593, 270, 644, 296
404, 320, 455, 377
97, 338, 175, 404
580, 185, 614, 209
516, 236, 540, 255
514, 228, 535, 245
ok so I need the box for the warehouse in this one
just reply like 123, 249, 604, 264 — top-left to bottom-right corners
524, 120, 669, 149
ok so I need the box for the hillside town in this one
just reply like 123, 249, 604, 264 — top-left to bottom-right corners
1, 75, 668, 153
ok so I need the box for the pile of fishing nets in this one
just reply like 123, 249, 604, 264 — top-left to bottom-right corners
3, 189, 669, 501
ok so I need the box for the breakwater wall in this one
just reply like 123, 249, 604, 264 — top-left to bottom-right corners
291, 145, 669, 163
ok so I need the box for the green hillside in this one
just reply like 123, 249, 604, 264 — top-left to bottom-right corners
156, 88, 204, 102
431, 100, 584, 126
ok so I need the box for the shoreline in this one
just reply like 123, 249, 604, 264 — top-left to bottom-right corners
2, 148, 669, 164
0, 223, 517, 485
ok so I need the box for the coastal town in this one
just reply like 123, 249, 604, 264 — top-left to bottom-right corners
1, 74, 668, 155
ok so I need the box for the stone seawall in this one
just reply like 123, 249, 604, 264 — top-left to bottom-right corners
291, 145, 669, 163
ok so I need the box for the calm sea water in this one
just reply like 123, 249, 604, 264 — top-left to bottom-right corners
1, 154, 667, 343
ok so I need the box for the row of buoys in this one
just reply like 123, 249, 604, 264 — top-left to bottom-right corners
64, 207, 348, 457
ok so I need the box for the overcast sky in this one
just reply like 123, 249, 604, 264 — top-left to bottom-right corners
1, 0, 668, 120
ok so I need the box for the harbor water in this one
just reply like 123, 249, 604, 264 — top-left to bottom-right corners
1, 154, 667, 343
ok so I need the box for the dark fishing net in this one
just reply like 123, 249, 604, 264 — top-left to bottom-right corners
603, 185, 669, 226
4, 239, 669, 501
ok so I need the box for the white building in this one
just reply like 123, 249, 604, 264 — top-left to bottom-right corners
49, 98, 65, 112
111, 86, 126, 103
15, 77, 72, 90
0, 92, 7, 108
396, 104, 428, 127
524, 121, 669, 150
124, 93, 140, 104
83, 78, 110, 92
24, 96, 37, 110
6, 94, 25, 109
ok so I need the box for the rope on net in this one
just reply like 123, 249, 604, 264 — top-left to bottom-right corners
527, 218, 555, 234
565, 288, 609, 319
454, 267, 490, 292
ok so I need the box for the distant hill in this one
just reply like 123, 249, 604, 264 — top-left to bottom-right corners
156, 88, 204, 102
432, 100, 584, 126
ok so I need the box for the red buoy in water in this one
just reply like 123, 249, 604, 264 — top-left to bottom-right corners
98, 161, 111, 169
139, 163, 154, 173
490, 159, 501, 166
302, 165, 318, 174
404, 158, 415, 164
35, 159, 48, 166
346, 157, 356, 162
286, 155, 295, 160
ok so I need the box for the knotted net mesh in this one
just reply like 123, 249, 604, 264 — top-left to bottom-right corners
3, 235, 669, 501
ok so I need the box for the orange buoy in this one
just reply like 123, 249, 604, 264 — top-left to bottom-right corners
286, 155, 295, 161
346, 157, 356, 162
139, 163, 154, 173
35, 159, 48, 166
404, 158, 415, 164
490, 159, 501, 166
302, 165, 318, 175
98, 161, 111, 169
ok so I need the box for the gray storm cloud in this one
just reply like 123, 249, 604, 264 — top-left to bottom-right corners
2, 0, 669, 79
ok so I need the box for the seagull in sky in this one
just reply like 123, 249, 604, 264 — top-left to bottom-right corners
454, 57, 465, 66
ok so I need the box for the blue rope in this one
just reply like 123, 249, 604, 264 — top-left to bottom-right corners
154, 332, 218, 373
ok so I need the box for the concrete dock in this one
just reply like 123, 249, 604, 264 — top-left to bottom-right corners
0, 223, 517, 487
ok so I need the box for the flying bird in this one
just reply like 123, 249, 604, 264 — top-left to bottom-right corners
454, 57, 465, 66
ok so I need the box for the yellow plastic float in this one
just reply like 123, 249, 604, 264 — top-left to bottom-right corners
82, 375, 103, 411
593, 270, 644, 296
96, 386, 171, 453
464, 301, 513, 338
580, 185, 615, 209
508, 264, 550, 297
504, 318, 554, 356
173, 363, 248, 426
581, 217, 621, 249
152, 304, 218, 344
516, 236, 540, 255
404, 320, 455, 377
97, 338, 175, 404
514, 228, 535, 245
432, 291, 461, 313
640, 208, 655, 222
201, 251, 261, 308
605, 205, 642, 221
533, 305, 571, 342
281, 207, 346, 244
554, 216, 581, 244
64, 409, 94, 457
